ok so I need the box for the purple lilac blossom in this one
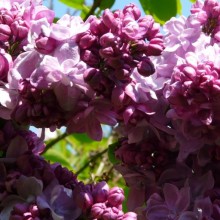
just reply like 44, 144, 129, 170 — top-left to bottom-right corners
0, 0, 54, 55
191, 0, 220, 42
0, 119, 137, 220
164, 45, 220, 160
76, 4, 164, 139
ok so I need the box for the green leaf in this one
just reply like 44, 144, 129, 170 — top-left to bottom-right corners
43, 149, 72, 169
189, 0, 196, 2
80, 5, 90, 18
59, 0, 84, 10
72, 133, 94, 144
99, 0, 115, 10
53, 17, 60, 23
108, 143, 120, 165
139, 0, 182, 25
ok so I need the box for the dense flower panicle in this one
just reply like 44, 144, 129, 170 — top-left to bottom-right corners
0, 120, 136, 220
0, 16, 91, 128
115, 135, 177, 180
143, 170, 219, 220
9, 202, 53, 220
0, 13, 119, 140
191, 0, 220, 41
75, 181, 137, 220
0, 0, 54, 56
75, 3, 164, 134
163, 45, 220, 160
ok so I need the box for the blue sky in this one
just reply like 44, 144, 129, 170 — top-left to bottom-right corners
44, 0, 193, 19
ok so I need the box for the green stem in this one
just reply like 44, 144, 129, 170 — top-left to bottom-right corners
43, 132, 68, 153
76, 148, 108, 175
83, 0, 102, 21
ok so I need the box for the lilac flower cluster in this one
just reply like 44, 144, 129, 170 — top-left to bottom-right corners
75, 4, 164, 140
0, 1, 138, 219
111, 0, 220, 219
0, 120, 135, 220
75, 181, 136, 220
0, 1, 164, 142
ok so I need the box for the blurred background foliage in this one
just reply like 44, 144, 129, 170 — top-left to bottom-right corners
55, 0, 196, 24
41, 0, 196, 211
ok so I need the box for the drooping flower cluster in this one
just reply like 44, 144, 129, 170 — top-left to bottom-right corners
75, 181, 137, 220
75, 4, 164, 140
111, 0, 220, 220
0, 120, 135, 220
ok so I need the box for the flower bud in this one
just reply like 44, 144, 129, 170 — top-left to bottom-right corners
122, 212, 137, 220
107, 187, 125, 207
0, 53, 9, 81
76, 190, 94, 210
81, 50, 99, 66
90, 203, 106, 218
137, 58, 155, 77
83, 68, 99, 82
147, 38, 164, 56
99, 47, 115, 58
123, 4, 141, 20
0, 9, 13, 25
100, 33, 117, 47
92, 181, 109, 203
0, 24, 11, 41
90, 18, 108, 36
147, 22, 162, 39
35, 36, 57, 54
11, 20, 28, 40
102, 9, 120, 32
102, 207, 123, 220
79, 33, 96, 49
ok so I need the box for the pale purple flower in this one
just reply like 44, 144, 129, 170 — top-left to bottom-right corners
0, 15, 94, 130
153, 11, 213, 92
0, 0, 54, 55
